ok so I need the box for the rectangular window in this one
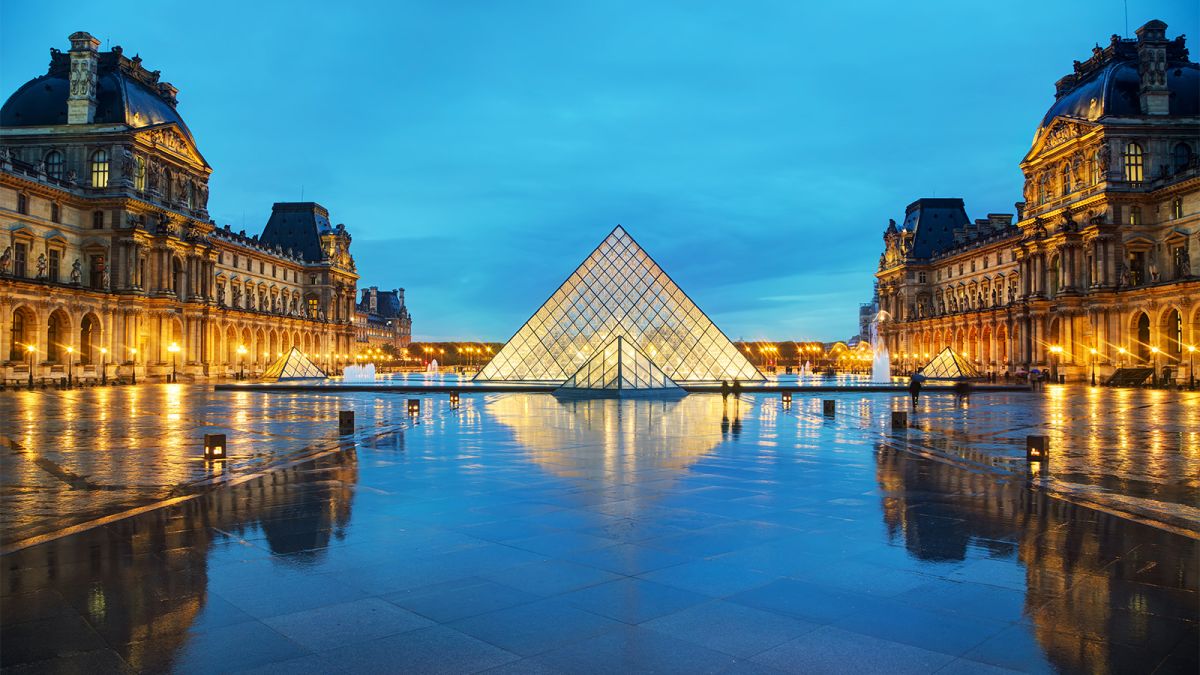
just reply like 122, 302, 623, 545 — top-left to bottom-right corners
92, 211, 104, 229
918, 272, 927, 283
90, 255, 104, 289
51, 203, 60, 223
959, 264, 964, 275
14, 243, 27, 278
983, 258, 988, 269
259, 261, 264, 274
49, 249, 60, 282
272, 264, 277, 278
233, 254, 239, 268
997, 252, 1003, 265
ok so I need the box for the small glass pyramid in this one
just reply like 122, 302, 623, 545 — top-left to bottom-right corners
262, 347, 328, 380
476, 226, 763, 384
919, 347, 982, 380
556, 336, 684, 397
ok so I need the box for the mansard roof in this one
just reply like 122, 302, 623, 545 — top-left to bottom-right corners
1, 45, 199, 145
260, 202, 335, 263
900, 198, 971, 259
1040, 24, 1198, 129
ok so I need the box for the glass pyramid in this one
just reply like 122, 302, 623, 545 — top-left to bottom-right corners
262, 347, 328, 380
556, 336, 684, 397
476, 226, 763, 384
919, 347, 982, 380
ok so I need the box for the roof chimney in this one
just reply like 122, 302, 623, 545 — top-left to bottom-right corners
1135, 20, 1170, 115
66, 31, 101, 124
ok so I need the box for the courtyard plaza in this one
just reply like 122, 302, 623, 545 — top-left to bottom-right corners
0, 385, 1196, 673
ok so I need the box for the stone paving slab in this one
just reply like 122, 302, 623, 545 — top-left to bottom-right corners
0, 387, 1197, 672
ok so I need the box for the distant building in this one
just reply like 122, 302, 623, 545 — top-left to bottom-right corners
858, 284, 879, 342
355, 287, 412, 351
0, 32, 360, 381
876, 20, 1199, 381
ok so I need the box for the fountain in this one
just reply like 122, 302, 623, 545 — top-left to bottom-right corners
870, 311, 893, 383
799, 361, 811, 377
426, 359, 439, 375
343, 363, 377, 382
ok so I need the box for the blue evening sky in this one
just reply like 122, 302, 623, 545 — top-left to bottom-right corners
4, 2, 1196, 341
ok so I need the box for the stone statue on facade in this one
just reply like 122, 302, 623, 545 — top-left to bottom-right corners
1148, 256, 1160, 283
70, 259, 82, 284
36, 253, 46, 279
1175, 247, 1192, 278
101, 263, 110, 289
232, 286, 241, 307
0, 246, 11, 275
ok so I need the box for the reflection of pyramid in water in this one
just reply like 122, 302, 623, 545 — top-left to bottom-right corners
557, 336, 685, 398
920, 347, 981, 380
476, 226, 763, 383
262, 347, 327, 380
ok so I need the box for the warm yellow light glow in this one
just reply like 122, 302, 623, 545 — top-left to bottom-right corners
1189, 345, 1197, 353
25, 344, 35, 353
1049, 345, 1063, 354
1151, 346, 1160, 354
1118, 347, 1127, 354
237, 344, 248, 354
168, 342, 181, 353
66, 346, 74, 354
100, 347, 107, 354
1089, 347, 1097, 355
129, 347, 137, 354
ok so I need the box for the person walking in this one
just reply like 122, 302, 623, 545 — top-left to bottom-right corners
908, 369, 926, 410
720, 380, 731, 401
731, 380, 743, 399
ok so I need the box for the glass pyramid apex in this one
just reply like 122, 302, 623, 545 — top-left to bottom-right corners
262, 347, 328, 380
476, 226, 763, 384
557, 336, 683, 396
919, 347, 982, 380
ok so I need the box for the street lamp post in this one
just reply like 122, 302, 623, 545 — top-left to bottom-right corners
1188, 345, 1196, 390
100, 347, 108, 385
1117, 347, 1127, 369
1089, 347, 1097, 387
65, 346, 74, 388
26, 344, 35, 389
1049, 345, 1063, 383
1150, 346, 1161, 387
237, 344, 247, 380
168, 342, 181, 383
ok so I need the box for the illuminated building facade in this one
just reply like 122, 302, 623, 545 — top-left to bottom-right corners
354, 286, 412, 351
876, 21, 1199, 381
0, 32, 360, 382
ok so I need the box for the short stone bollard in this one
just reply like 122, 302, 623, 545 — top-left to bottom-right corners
1026, 435, 1049, 463
823, 399, 835, 416
891, 411, 908, 430
407, 398, 421, 416
338, 410, 354, 435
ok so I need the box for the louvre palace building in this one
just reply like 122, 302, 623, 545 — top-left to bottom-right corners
876, 20, 1199, 382
0, 32, 363, 382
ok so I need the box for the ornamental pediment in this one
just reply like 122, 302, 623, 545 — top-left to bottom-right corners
1024, 117, 1096, 163
136, 123, 208, 168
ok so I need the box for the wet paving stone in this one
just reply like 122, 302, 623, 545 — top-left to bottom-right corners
0, 387, 1196, 672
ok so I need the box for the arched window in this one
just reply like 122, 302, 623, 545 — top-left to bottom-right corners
44, 150, 64, 179
1173, 143, 1193, 174
90, 149, 109, 187
1060, 164, 1071, 196
134, 156, 146, 192
1090, 150, 1102, 184
1122, 142, 1143, 183
10, 310, 27, 361
1173, 198, 1183, 219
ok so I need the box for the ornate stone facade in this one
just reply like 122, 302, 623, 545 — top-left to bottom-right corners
354, 286, 412, 352
0, 32, 360, 382
876, 21, 1199, 382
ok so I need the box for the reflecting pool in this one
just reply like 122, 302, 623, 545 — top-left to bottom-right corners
1, 388, 1196, 672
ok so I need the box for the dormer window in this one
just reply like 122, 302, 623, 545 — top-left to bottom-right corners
1122, 142, 1144, 183
90, 149, 109, 188
45, 150, 64, 180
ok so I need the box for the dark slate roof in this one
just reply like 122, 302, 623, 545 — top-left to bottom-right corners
1041, 34, 1199, 128
357, 289, 407, 318
1, 48, 199, 145
260, 202, 331, 263
900, 198, 970, 259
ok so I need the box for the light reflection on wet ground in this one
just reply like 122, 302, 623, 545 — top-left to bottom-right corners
0, 388, 1197, 672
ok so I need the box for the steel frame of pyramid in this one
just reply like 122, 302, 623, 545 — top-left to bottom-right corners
262, 347, 328, 380
919, 347, 982, 380
556, 336, 685, 398
475, 226, 764, 384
